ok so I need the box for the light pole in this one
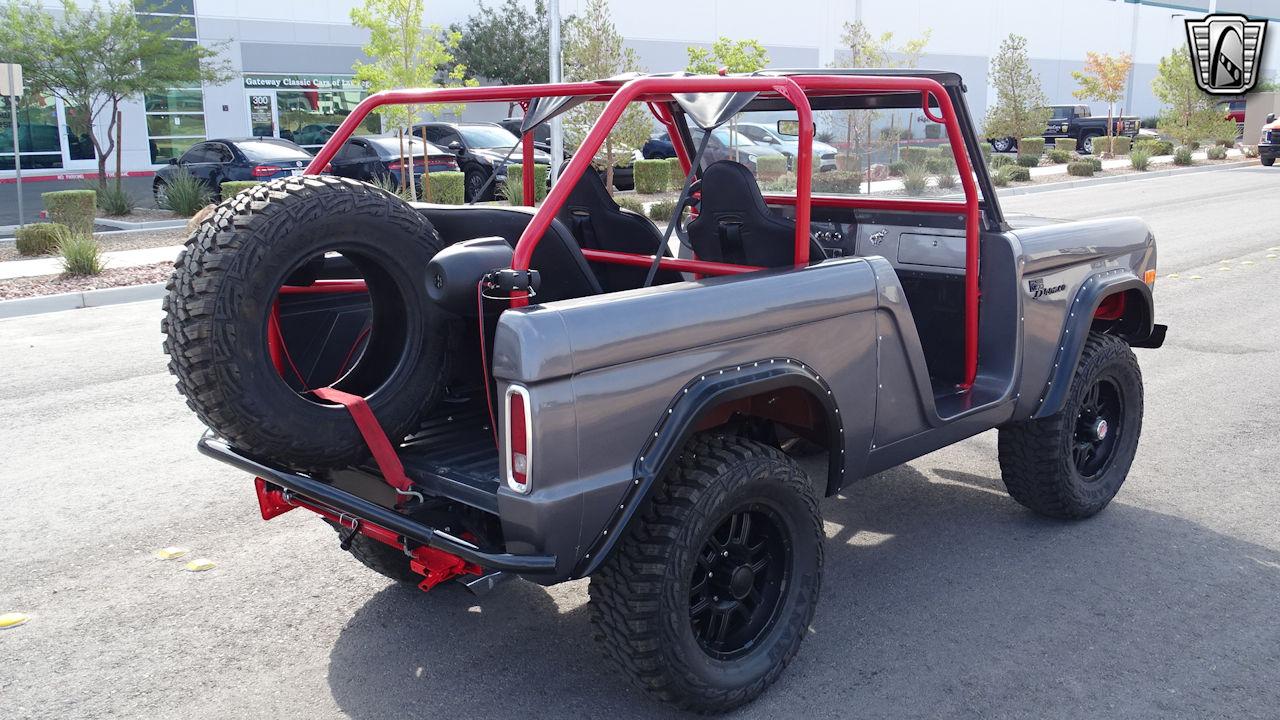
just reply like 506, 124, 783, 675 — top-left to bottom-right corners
548, 0, 563, 182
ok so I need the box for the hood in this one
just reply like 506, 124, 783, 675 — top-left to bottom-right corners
1003, 212, 1069, 230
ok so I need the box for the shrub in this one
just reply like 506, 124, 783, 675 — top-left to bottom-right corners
42, 189, 96, 233
1173, 146, 1194, 165
1002, 165, 1031, 182
95, 184, 137, 217
1243, 145, 1259, 159
1081, 156, 1103, 172
1016, 154, 1040, 167
504, 163, 550, 205
989, 154, 1014, 168
754, 155, 788, 181
1093, 135, 1130, 155
632, 159, 670, 193
59, 231, 104, 276
1066, 161, 1095, 177
979, 143, 992, 162
614, 196, 645, 214
1140, 116, 1158, 129
14, 222, 67, 256
811, 170, 863, 194
1135, 139, 1174, 156
991, 169, 1010, 187
925, 156, 955, 174
1017, 137, 1045, 156
647, 199, 678, 222
430, 171, 465, 204
371, 174, 416, 203
1206, 145, 1227, 160
901, 164, 930, 196
159, 168, 211, 217
666, 157, 686, 186
924, 123, 943, 139
901, 146, 930, 165
220, 181, 259, 198
1047, 149, 1071, 164
1054, 138, 1076, 153
936, 172, 957, 190
761, 171, 797, 192
888, 161, 908, 176
1129, 149, 1151, 170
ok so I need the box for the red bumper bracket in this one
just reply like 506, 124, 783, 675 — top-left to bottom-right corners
410, 546, 483, 591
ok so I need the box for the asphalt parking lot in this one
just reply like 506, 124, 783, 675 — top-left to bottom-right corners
0, 176, 157, 227
2, 165, 1278, 719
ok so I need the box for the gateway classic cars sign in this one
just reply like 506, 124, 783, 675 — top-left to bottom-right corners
242, 74, 371, 91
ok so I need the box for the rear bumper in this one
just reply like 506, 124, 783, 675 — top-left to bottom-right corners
197, 436, 557, 575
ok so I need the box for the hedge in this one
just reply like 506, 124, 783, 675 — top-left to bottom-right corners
647, 199, 678, 222
633, 159, 670, 194
1002, 165, 1031, 182
1054, 138, 1076, 153
755, 154, 788, 181
1093, 135, 1130, 155
1066, 161, 1095, 177
811, 170, 863, 194
978, 143, 992, 161
925, 156, 955, 174
504, 163, 549, 205
888, 161, 908, 176
430, 171, 465, 204
901, 146, 930, 165
1016, 154, 1040, 168
1047, 149, 1071, 164
15, 222, 67, 256
615, 196, 645, 214
1018, 137, 1045, 156
1134, 138, 1174, 156
666, 157, 686, 186
220, 181, 259, 198
761, 171, 797, 192
42, 189, 96, 233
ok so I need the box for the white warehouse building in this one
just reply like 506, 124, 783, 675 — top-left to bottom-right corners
3, 0, 1278, 178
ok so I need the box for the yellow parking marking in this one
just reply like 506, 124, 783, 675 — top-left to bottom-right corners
1219, 266, 1232, 271
183, 558, 216, 572
1166, 273, 1180, 279
1189, 275, 1204, 280
154, 547, 190, 560
1268, 254, 1278, 259
0, 612, 30, 629
1242, 260, 1255, 265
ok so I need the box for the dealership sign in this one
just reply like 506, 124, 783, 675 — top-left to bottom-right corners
1185, 14, 1268, 95
242, 74, 370, 91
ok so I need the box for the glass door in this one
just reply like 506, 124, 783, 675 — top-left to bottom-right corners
249, 93, 276, 138
61, 101, 98, 172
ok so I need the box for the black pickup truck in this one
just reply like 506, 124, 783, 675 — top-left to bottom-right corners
990, 104, 1140, 155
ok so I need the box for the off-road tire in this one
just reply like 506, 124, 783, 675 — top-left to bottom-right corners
998, 332, 1143, 519
589, 434, 823, 713
328, 522, 421, 585
163, 175, 448, 469
991, 137, 1015, 153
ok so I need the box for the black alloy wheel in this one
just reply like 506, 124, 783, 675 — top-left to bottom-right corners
1072, 377, 1123, 478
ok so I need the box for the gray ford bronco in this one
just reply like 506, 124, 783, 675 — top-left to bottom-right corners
163, 70, 1166, 712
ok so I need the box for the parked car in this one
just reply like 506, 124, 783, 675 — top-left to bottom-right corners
691, 127, 789, 173
328, 135, 457, 186
989, 104, 1139, 154
288, 123, 340, 147
165, 68, 1165, 714
414, 121, 552, 201
642, 130, 677, 159
497, 117, 635, 191
1258, 112, 1279, 166
1219, 98, 1246, 136
737, 121, 839, 171
153, 137, 312, 204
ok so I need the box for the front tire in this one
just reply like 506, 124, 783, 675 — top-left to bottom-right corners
464, 169, 487, 202
1262, 156, 1275, 167
590, 434, 823, 713
998, 332, 1143, 519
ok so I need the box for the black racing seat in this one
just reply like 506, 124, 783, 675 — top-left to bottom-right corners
414, 203, 601, 303
557, 169, 683, 291
686, 160, 824, 268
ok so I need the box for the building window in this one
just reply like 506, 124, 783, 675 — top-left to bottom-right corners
0, 94, 64, 171
135, 0, 205, 164
277, 89, 380, 150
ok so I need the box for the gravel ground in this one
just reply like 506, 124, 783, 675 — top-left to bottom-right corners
0, 262, 173, 300
0, 228, 188, 262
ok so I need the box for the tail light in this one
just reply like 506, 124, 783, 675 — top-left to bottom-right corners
432, 155, 457, 170
504, 385, 531, 493
252, 165, 282, 177
387, 158, 427, 172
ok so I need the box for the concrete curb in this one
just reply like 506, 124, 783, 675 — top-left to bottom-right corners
0, 282, 164, 319
997, 160, 1254, 197
93, 218, 187, 231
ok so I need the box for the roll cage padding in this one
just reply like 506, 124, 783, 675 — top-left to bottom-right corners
556, 169, 683, 292
572, 359, 844, 579
1032, 273, 1154, 419
414, 204, 602, 303
686, 160, 825, 267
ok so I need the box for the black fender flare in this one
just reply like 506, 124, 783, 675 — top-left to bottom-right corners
1033, 270, 1156, 419
572, 358, 844, 578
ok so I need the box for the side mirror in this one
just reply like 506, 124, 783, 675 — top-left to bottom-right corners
1267, 113, 1277, 124
448, 141, 464, 154
168, 158, 178, 165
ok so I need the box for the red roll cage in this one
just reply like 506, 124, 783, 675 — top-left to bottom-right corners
305, 73, 982, 389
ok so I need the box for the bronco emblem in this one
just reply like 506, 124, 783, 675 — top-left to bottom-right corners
1185, 14, 1267, 95
1029, 278, 1066, 298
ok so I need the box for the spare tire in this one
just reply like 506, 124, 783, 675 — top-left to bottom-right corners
162, 176, 448, 469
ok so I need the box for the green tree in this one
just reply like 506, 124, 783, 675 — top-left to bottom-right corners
983, 34, 1051, 147
562, 0, 649, 193
686, 37, 770, 74
828, 20, 931, 188
452, 0, 553, 113
0, 0, 227, 192
351, 0, 473, 199
1152, 43, 1238, 147
1073, 51, 1132, 154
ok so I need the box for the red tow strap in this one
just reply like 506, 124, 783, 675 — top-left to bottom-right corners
311, 386, 415, 499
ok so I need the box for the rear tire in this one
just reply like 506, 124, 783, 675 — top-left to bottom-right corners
998, 332, 1143, 519
163, 176, 449, 469
1080, 132, 1100, 155
1262, 157, 1275, 167
590, 434, 822, 713
329, 523, 421, 585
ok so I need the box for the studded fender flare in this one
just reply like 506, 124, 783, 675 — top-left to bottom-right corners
573, 358, 843, 578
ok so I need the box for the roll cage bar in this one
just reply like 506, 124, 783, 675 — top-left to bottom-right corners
306, 73, 985, 389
